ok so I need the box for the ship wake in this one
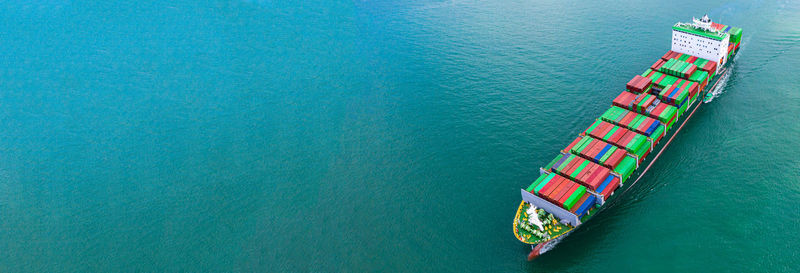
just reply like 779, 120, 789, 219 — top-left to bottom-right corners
703, 66, 730, 103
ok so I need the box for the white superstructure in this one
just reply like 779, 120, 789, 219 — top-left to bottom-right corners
671, 15, 730, 72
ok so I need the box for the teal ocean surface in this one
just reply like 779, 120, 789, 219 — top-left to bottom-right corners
1, 0, 799, 271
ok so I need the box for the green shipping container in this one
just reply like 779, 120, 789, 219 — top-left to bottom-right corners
676, 88, 690, 103
669, 60, 683, 76
601, 107, 623, 122
527, 174, 548, 192
604, 126, 618, 141
694, 58, 708, 68
563, 186, 587, 210
630, 115, 645, 129
658, 105, 677, 125
614, 156, 637, 183
534, 173, 557, 194
660, 74, 679, 87
634, 139, 651, 159
573, 137, 591, 153
689, 70, 709, 84
729, 27, 743, 44
651, 124, 665, 141
599, 146, 616, 163
556, 155, 576, 172
626, 134, 647, 156
614, 110, 627, 123
677, 100, 688, 117
571, 161, 590, 178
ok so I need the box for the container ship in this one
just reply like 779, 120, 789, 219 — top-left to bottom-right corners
513, 15, 742, 259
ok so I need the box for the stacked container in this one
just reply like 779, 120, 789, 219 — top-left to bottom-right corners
661, 50, 718, 77
600, 106, 666, 143
642, 69, 680, 89
654, 78, 699, 108
548, 154, 613, 191
528, 172, 588, 209
569, 194, 595, 217
658, 59, 697, 79
565, 136, 628, 169
688, 70, 709, 90
583, 120, 652, 163
626, 75, 653, 94
612, 91, 658, 114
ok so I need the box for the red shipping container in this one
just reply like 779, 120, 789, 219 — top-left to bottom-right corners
608, 127, 627, 144
557, 184, 579, 206
585, 141, 601, 159
600, 177, 621, 199
544, 179, 568, 202
613, 91, 636, 109
627, 75, 651, 93
684, 65, 697, 79
688, 82, 699, 97
709, 61, 717, 72
537, 176, 560, 197
581, 139, 598, 155
595, 138, 609, 150
637, 118, 654, 133
620, 112, 637, 127
651, 59, 664, 70
604, 149, 627, 169
550, 181, 574, 203
565, 158, 586, 177
587, 168, 610, 190
590, 142, 608, 159
560, 159, 579, 176
651, 103, 667, 117
661, 50, 674, 60
618, 131, 636, 147
578, 164, 598, 183
581, 167, 603, 191
583, 167, 611, 190
570, 194, 589, 214
639, 76, 653, 91
593, 125, 611, 140
588, 123, 604, 139
594, 121, 614, 139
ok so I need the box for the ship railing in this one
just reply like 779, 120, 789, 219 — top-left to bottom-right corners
585, 188, 605, 206
539, 167, 549, 176
627, 153, 640, 169
520, 189, 581, 226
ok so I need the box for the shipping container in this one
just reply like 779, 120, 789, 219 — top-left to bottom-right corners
600, 106, 666, 142
585, 120, 652, 162
563, 185, 587, 210
627, 75, 653, 93
573, 195, 595, 217
533, 172, 557, 194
